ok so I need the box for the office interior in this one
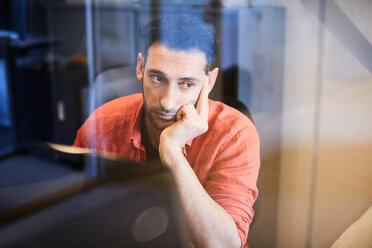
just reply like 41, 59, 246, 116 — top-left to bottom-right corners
0, 0, 371, 247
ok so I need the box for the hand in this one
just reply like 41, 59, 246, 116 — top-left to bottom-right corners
160, 77, 209, 150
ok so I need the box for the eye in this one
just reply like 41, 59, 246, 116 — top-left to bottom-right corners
151, 76, 164, 83
179, 81, 195, 89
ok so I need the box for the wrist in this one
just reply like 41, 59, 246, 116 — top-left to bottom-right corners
159, 135, 185, 170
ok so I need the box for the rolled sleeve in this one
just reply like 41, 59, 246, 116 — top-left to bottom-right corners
205, 126, 260, 246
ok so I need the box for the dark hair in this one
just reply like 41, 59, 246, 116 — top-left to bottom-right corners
139, 15, 216, 71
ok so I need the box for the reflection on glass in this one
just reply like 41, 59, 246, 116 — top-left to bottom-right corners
0, 0, 371, 247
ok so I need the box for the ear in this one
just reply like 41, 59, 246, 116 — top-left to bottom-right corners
136, 53, 145, 82
207, 67, 219, 93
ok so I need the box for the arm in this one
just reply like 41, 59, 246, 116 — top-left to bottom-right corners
160, 138, 241, 248
159, 78, 241, 248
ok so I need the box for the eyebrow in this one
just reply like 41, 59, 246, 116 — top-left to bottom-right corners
147, 69, 166, 76
147, 69, 201, 83
180, 77, 200, 83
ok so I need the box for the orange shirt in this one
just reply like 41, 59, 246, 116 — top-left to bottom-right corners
74, 93, 260, 246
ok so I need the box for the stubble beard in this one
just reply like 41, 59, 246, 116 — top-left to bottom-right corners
142, 91, 175, 132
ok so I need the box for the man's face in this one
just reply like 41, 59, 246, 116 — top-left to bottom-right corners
138, 43, 209, 131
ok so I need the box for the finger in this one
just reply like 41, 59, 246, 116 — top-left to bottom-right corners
176, 103, 197, 121
196, 77, 209, 116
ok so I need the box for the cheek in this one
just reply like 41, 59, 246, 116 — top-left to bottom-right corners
142, 81, 156, 102
181, 90, 200, 106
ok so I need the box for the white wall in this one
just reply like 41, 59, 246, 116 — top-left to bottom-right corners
275, 0, 372, 247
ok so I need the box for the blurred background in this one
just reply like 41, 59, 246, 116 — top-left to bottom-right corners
0, 0, 371, 247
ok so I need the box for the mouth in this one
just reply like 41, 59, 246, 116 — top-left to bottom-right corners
154, 112, 176, 121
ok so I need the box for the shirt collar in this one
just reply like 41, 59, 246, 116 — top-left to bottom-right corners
130, 101, 144, 151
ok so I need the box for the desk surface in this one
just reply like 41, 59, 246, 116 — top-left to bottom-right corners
0, 153, 188, 248
0, 154, 86, 214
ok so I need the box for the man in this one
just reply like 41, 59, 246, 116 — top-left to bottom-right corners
74, 16, 260, 248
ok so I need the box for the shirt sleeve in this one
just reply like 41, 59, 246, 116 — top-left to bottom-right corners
73, 126, 86, 147
73, 114, 104, 150
204, 125, 260, 247
73, 113, 95, 148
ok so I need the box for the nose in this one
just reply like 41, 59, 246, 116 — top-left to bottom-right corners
160, 83, 178, 112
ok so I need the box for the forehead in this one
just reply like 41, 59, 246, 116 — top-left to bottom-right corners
146, 43, 207, 76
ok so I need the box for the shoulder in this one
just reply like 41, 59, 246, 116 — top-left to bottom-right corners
92, 93, 143, 119
207, 99, 257, 141
75, 93, 142, 143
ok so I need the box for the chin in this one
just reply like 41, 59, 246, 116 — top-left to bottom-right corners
147, 115, 174, 131
152, 120, 174, 131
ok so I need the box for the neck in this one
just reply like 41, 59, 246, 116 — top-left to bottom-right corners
145, 116, 161, 149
